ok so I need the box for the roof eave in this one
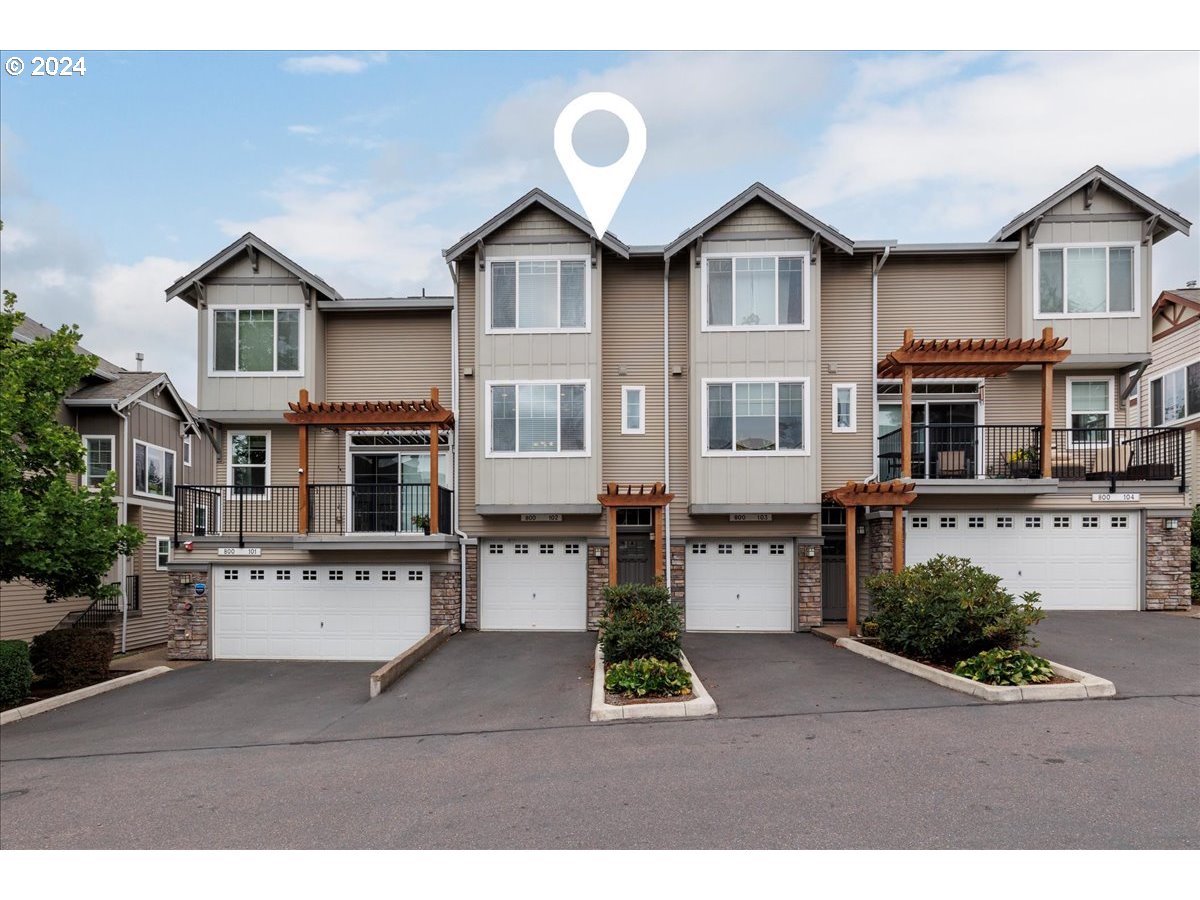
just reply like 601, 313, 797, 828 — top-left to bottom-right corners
165, 233, 344, 303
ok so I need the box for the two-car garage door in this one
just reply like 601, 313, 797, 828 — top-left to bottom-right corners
906, 510, 1139, 610
214, 564, 430, 660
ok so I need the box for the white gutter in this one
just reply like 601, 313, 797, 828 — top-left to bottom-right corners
447, 259, 470, 627
113, 403, 130, 654
870, 245, 891, 482
662, 258, 671, 591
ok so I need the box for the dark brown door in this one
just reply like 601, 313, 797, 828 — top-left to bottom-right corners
617, 534, 654, 585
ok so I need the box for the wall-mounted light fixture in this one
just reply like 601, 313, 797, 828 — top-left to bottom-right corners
805, 546, 816, 558
462, 366, 474, 377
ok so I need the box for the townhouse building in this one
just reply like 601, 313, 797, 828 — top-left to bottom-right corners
164, 165, 1194, 663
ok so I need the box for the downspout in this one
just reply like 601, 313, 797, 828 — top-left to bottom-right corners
870, 246, 891, 481
662, 257, 671, 592
114, 403, 130, 654
447, 258, 470, 627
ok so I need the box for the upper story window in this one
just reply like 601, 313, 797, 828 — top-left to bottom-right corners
229, 432, 270, 495
487, 258, 589, 332
1151, 363, 1200, 425
1067, 377, 1113, 445
621, 385, 645, 435
703, 253, 808, 331
211, 307, 302, 375
183, 434, 193, 468
832, 384, 857, 433
84, 436, 114, 487
704, 379, 809, 455
487, 381, 589, 457
1037, 244, 1137, 318
134, 440, 175, 499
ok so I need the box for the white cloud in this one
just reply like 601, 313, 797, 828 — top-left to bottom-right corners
287, 124, 321, 135
280, 53, 387, 75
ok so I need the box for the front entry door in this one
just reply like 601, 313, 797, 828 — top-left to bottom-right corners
617, 534, 654, 585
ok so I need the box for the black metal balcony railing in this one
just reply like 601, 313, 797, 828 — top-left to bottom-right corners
175, 483, 454, 543
878, 424, 1186, 493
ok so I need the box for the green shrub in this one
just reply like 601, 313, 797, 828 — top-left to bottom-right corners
601, 581, 672, 616
866, 555, 1045, 665
954, 648, 1055, 686
604, 657, 692, 697
600, 599, 684, 664
29, 628, 115, 691
0, 640, 34, 707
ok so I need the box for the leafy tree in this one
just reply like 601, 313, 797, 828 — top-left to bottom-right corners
0, 282, 144, 602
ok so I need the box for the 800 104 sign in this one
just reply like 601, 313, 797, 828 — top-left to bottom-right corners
32, 56, 87, 76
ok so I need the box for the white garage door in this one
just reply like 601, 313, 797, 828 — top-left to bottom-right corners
214, 564, 431, 661
906, 511, 1139, 611
480, 539, 587, 630
686, 540, 794, 631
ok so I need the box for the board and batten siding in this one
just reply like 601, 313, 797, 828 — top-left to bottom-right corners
877, 255, 1007, 354
819, 254, 874, 490
707, 197, 809, 237
601, 256, 666, 486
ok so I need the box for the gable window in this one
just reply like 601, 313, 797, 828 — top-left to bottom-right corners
621, 385, 645, 435
1067, 378, 1114, 444
488, 258, 588, 332
134, 440, 175, 499
704, 379, 809, 455
832, 383, 857, 433
1150, 363, 1200, 425
183, 434, 193, 468
84, 436, 114, 487
1037, 244, 1136, 317
703, 253, 808, 330
488, 381, 589, 456
229, 432, 270, 495
211, 307, 302, 374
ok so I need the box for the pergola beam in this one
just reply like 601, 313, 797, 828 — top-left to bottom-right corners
597, 483, 675, 585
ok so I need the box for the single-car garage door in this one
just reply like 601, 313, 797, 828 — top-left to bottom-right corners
214, 564, 430, 660
906, 510, 1139, 610
480, 539, 587, 630
686, 540, 794, 631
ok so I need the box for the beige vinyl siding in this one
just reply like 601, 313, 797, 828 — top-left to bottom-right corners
457, 259, 482, 534
1142, 319, 1200, 502
820, 254, 874, 489
877, 255, 1007, 354
602, 256, 665, 486
324, 311, 451, 403
217, 424, 299, 488
123, 505, 174, 650
0, 580, 92, 642
910, 486, 1189, 513
983, 369, 1128, 429
194, 548, 456, 567
707, 198, 807, 237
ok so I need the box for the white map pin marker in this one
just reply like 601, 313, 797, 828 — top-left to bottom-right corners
554, 92, 646, 240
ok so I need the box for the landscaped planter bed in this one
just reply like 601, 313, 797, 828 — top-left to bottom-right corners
835, 637, 1115, 702
590, 644, 717, 722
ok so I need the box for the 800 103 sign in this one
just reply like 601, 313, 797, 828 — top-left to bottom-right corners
32, 56, 87, 76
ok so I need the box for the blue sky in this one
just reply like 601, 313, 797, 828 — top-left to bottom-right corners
2, 50, 1197, 400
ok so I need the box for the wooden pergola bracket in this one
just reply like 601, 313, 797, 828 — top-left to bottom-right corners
597, 483, 675, 586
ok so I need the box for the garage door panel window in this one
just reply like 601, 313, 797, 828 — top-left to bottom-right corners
704, 379, 809, 455
488, 381, 590, 457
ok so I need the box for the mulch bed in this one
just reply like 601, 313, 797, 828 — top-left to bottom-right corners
603, 691, 694, 707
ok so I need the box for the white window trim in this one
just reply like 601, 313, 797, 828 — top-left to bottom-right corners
621, 385, 646, 435
82, 434, 115, 489
484, 256, 592, 335
207, 304, 305, 377
1150, 362, 1200, 426
1066, 376, 1116, 447
226, 430, 272, 498
155, 536, 170, 572
182, 434, 192, 467
485, 379, 592, 458
832, 383, 858, 433
133, 439, 176, 500
700, 376, 812, 457
1033, 242, 1140, 320
700, 250, 811, 333
344, 431, 452, 489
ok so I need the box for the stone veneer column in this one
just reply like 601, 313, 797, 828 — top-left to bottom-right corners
796, 542, 822, 630
1145, 515, 1193, 611
167, 568, 211, 660
463, 544, 479, 629
429, 566, 463, 631
586, 540, 609, 630
856, 515, 893, 624
669, 541, 686, 621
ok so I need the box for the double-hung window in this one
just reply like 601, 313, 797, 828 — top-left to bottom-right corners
229, 432, 270, 495
1067, 378, 1114, 445
488, 258, 588, 331
1151, 363, 1200, 425
1037, 244, 1137, 317
488, 382, 589, 456
211, 307, 302, 373
621, 385, 645, 435
134, 440, 175, 499
84, 436, 115, 487
832, 384, 857, 433
703, 253, 808, 330
704, 379, 809, 454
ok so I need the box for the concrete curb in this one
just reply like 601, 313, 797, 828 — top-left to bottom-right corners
590, 644, 718, 722
369, 625, 456, 699
835, 638, 1115, 702
0, 666, 173, 726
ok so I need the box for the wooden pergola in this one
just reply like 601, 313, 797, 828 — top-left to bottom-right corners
823, 480, 917, 637
878, 327, 1071, 479
597, 483, 674, 585
283, 387, 455, 534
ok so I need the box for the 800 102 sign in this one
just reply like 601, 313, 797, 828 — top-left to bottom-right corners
32, 56, 87, 76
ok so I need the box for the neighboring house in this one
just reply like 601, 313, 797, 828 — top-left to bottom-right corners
0, 317, 217, 652
165, 164, 1194, 664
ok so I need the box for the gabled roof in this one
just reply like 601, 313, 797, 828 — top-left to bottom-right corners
64, 371, 207, 438
165, 232, 343, 305
991, 165, 1192, 242
442, 188, 630, 262
13, 316, 121, 381
664, 182, 855, 257
1152, 287, 1200, 318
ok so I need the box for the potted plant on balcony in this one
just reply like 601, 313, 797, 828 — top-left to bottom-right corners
411, 513, 431, 535
1006, 447, 1039, 479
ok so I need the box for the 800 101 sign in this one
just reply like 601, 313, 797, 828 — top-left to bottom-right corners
32, 56, 87, 76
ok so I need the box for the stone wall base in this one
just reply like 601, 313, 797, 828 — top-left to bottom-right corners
430, 567, 462, 631
167, 568, 211, 660
796, 543, 821, 630
464, 544, 479, 629
587, 541, 608, 630
1145, 514, 1192, 611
